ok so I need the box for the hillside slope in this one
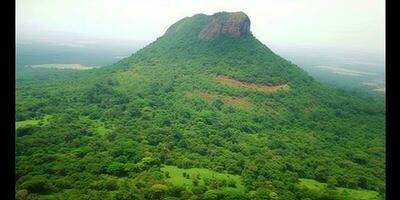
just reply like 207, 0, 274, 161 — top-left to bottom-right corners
15, 12, 385, 200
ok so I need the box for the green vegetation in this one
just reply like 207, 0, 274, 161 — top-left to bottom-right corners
16, 115, 52, 129
161, 165, 245, 191
15, 12, 385, 200
16, 119, 40, 129
299, 178, 381, 200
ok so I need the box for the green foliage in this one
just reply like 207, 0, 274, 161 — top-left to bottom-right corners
299, 178, 382, 200
19, 176, 57, 194
15, 12, 385, 200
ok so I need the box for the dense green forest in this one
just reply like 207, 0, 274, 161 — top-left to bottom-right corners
15, 12, 385, 200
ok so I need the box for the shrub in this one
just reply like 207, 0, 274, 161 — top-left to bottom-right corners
19, 177, 56, 194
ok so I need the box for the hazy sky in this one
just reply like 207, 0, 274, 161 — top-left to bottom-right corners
17, 0, 385, 55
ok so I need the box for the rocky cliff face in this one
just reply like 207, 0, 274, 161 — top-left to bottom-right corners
199, 12, 251, 40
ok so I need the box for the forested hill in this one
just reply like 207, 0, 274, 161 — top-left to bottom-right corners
16, 11, 385, 200
115, 11, 314, 87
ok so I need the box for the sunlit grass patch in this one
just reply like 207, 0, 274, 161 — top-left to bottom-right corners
299, 178, 381, 200
16, 115, 52, 129
161, 165, 245, 192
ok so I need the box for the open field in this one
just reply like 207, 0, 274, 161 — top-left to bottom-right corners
315, 66, 377, 77
161, 165, 245, 192
16, 115, 52, 129
27, 64, 96, 70
299, 178, 381, 200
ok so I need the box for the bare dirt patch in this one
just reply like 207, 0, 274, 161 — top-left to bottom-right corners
223, 96, 252, 108
185, 91, 252, 109
216, 75, 288, 92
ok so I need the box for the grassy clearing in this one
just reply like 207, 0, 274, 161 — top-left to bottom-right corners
16, 115, 52, 129
161, 165, 245, 192
78, 116, 111, 136
299, 178, 381, 200
216, 75, 288, 92
16, 119, 39, 129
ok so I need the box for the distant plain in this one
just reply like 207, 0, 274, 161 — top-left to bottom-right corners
16, 40, 385, 94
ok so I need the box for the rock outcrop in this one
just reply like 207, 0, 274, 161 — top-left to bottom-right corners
199, 12, 251, 40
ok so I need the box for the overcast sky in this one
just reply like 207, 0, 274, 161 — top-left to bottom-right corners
16, 0, 385, 55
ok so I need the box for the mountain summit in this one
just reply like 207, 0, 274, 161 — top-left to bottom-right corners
164, 11, 251, 40
198, 12, 251, 40
120, 11, 313, 87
